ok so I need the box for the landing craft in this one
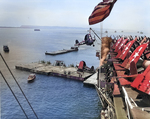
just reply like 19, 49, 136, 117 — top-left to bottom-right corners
75, 34, 96, 47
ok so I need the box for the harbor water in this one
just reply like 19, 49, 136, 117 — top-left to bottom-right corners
0, 27, 101, 119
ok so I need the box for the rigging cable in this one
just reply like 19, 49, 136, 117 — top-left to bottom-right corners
0, 53, 39, 119
90, 28, 101, 41
0, 71, 28, 119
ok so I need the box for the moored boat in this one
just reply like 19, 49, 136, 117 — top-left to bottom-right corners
3, 45, 9, 52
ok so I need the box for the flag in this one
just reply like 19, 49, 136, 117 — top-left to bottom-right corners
89, 0, 117, 25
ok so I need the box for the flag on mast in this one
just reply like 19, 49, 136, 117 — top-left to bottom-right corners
89, 0, 117, 25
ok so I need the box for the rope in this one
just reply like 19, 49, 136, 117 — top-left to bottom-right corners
0, 71, 28, 119
0, 53, 39, 119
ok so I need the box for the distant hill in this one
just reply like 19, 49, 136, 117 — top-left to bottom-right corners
20, 25, 86, 29
0, 25, 86, 29
0, 26, 19, 28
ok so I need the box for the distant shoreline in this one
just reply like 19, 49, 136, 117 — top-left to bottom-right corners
0, 25, 88, 29
0, 26, 20, 28
0, 25, 148, 36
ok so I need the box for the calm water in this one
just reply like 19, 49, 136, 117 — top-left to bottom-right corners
0, 27, 101, 119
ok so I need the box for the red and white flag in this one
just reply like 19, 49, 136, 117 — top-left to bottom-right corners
89, 0, 117, 25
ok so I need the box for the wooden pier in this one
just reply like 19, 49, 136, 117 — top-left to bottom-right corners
15, 62, 93, 81
45, 47, 78, 55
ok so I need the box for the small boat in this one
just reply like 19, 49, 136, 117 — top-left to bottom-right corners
28, 74, 36, 82
3, 45, 9, 52
34, 29, 40, 31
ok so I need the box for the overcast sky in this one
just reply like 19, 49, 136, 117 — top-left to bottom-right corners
0, 0, 150, 33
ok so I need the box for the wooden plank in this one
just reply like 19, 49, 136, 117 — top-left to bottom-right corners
113, 96, 128, 119
131, 107, 150, 119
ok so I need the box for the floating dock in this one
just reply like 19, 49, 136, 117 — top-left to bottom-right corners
45, 47, 78, 55
83, 72, 106, 86
15, 62, 93, 81
83, 72, 97, 86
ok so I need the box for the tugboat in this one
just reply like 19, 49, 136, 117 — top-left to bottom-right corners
3, 45, 9, 52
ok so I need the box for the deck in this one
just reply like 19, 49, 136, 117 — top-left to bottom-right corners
83, 72, 97, 86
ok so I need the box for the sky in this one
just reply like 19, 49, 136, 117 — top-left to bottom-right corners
0, 0, 150, 33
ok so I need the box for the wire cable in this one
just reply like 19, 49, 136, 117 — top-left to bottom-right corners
90, 28, 101, 40
0, 53, 39, 119
0, 71, 29, 119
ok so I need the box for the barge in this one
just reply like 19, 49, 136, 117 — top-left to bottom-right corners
45, 47, 78, 55
15, 61, 95, 81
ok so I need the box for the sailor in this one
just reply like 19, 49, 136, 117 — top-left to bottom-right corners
100, 37, 112, 66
